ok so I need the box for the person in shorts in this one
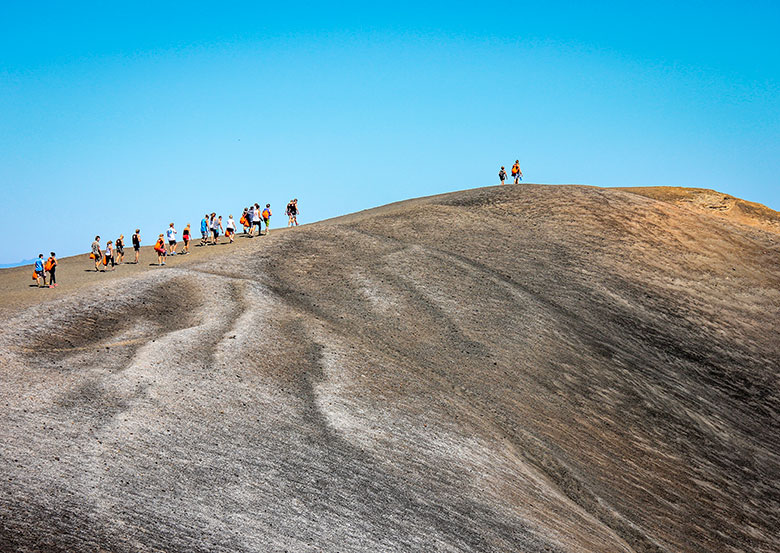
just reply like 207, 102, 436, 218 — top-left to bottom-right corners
116, 234, 125, 264
499, 166, 507, 185
34, 254, 46, 287
200, 214, 209, 246
132, 230, 141, 263
262, 204, 272, 235
182, 224, 191, 253
166, 223, 177, 255
210, 213, 221, 244
225, 215, 236, 243
91, 236, 102, 271
511, 160, 522, 184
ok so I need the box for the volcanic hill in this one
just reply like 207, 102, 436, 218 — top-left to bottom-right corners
1, 184, 778, 553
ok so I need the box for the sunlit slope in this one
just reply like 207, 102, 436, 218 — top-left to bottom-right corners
1, 184, 778, 553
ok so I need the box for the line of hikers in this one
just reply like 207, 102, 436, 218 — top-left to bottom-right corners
31, 198, 302, 284
498, 160, 523, 185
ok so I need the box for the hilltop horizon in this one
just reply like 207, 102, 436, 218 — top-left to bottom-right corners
1, 183, 778, 552
2, 183, 778, 268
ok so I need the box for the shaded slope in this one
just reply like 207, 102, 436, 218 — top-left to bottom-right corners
1, 185, 778, 553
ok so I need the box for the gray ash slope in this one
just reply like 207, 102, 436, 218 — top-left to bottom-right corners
1, 184, 778, 553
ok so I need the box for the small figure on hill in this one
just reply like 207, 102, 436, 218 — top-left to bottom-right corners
34, 254, 46, 287
132, 230, 141, 264
154, 234, 167, 265
102, 241, 115, 271
250, 204, 261, 237
200, 214, 209, 246
262, 204, 272, 235
499, 166, 507, 185
167, 223, 177, 255
182, 224, 191, 254
287, 199, 299, 227
91, 236, 101, 271
210, 213, 222, 245
512, 160, 522, 184
45, 252, 57, 288
240, 208, 250, 234
226, 215, 236, 243
116, 235, 125, 264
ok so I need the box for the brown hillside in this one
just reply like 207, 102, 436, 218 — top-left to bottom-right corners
1, 185, 778, 553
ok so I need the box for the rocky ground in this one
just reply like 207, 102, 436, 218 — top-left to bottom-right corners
1, 184, 778, 553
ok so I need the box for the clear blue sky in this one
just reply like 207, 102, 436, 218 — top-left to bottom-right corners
1, 1, 778, 264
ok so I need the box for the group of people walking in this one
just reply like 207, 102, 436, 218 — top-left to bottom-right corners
32, 253, 58, 288
498, 160, 523, 185
29, 197, 304, 287
237, 203, 273, 238
90, 232, 136, 271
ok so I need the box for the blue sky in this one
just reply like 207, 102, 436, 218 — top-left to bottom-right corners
1, 1, 778, 264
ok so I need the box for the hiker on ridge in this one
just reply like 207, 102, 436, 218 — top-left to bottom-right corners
200, 214, 209, 246
167, 223, 178, 255
34, 254, 46, 287
262, 204, 272, 235
512, 160, 522, 184
103, 240, 115, 271
250, 204, 261, 237
154, 234, 167, 265
287, 199, 299, 227
91, 236, 102, 271
226, 215, 236, 243
182, 224, 191, 253
46, 252, 57, 288
116, 235, 125, 264
240, 208, 250, 234
499, 166, 507, 185
132, 230, 141, 264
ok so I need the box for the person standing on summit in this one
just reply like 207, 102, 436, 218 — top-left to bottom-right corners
512, 159, 523, 184
512, 160, 523, 184
498, 166, 507, 185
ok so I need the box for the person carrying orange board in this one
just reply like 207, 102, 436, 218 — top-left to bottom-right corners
45, 252, 58, 288
512, 160, 523, 184
225, 215, 236, 243
154, 234, 167, 265
103, 241, 115, 271
240, 208, 250, 234
91, 236, 102, 271
262, 204, 272, 235
498, 166, 507, 185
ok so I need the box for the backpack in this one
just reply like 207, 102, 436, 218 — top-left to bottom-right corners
511, 165, 519, 175
44, 258, 54, 271
262, 209, 271, 219
499, 170, 506, 179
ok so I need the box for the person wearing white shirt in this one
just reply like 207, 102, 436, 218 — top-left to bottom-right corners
166, 223, 177, 255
